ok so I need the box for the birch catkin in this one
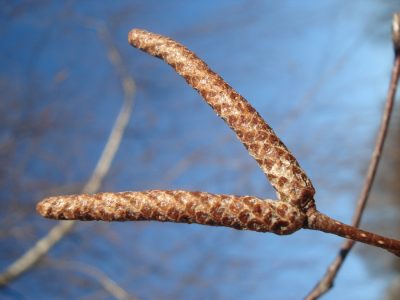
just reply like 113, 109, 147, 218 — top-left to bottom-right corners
128, 29, 315, 209
36, 28, 400, 257
36, 191, 400, 254
37, 191, 305, 235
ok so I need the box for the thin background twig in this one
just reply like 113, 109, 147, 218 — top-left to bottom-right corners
306, 13, 400, 300
43, 258, 138, 300
0, 21, 136, 287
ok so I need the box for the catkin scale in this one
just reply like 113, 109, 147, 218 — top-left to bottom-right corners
128, 29, 315, 209
37, 191, 305, 235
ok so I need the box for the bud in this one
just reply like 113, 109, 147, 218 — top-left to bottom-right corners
392, 13, 400, 55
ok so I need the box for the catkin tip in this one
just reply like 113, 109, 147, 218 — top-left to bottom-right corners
36, 199, 49, 217
127, 29, 137, 46
36, 196, 61, 218
128, 28, 145, 47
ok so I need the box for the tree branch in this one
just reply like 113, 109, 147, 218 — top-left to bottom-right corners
305, 12, 400, 300
0, 22, 136, 287
44, 258, 138, 300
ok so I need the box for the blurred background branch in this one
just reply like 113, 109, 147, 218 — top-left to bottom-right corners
44, 258, 137, 300
0, 17, 136, 289
306, 12, 400, 299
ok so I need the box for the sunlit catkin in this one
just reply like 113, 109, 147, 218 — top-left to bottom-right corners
128, 29, 315, 209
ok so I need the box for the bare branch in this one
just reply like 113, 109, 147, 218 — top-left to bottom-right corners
0, 22, 136, 287
305, 12, 400, 300
305, 208, 400, 254
128, 29, 315, 209
44, 258, 138, 300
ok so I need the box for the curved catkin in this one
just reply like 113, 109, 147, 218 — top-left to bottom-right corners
36, 191, 305, 235
128, 29, 315, 209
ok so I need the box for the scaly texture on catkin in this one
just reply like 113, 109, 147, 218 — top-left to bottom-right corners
37, 191, 305, 235
128, 29, 315, 209
36, 190, 400, 254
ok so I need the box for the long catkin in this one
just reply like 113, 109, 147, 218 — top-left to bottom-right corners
128, 29, 315, 209
36, 191, 400, 254
37, 191, 305, 235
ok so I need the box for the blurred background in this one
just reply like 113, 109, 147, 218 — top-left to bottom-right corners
1, 1, 400, 299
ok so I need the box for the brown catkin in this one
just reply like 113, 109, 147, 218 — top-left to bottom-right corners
128, 29, 315, 209
36, 190, 400, 255
37, 191, 305, 235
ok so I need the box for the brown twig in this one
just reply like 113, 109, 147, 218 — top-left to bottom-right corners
0, 22, 136, 287
305, 13, 400, 300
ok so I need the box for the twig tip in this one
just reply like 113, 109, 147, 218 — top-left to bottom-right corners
392, 13, 400, 54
